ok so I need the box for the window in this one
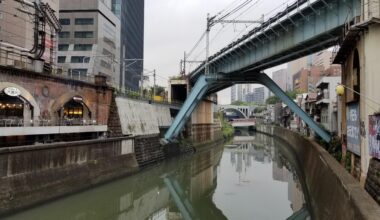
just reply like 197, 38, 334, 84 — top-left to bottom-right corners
59, 32, 70, 38
100, 60, 111, 69
70, 69, 87, 76
57, 56, 66, 63
74, 31, 93, 38
59, 18, 70, 25
75, 18, 94, 25
74, 44, 92, 51
58, 44, 69, 51
103, 37, 115, 48
71, 56, 89, 63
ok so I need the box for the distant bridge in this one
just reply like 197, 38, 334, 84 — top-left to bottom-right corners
218, 105, 255, 119
164, 0, 362, 144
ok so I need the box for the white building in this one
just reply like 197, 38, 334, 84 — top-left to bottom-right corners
315, 76, 341, 133
58, 0, 120, 86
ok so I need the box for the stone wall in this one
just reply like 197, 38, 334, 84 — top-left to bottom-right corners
115, 97, 172, 136
134, 135, 165, 167
256, 125, 380, 220
0, 137, 138, 215
365, 158, 380, 204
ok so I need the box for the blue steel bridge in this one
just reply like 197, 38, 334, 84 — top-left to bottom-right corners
164, 0, 362, 144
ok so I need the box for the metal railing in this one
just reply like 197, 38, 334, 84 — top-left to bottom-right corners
0, 117, 100, 127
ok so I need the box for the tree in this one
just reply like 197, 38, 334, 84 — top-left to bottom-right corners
266, 96, 280, 105
265, 90, 301, 104
231, 101, 256, 106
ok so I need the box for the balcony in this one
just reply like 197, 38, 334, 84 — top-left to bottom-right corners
0, 118, 107, 137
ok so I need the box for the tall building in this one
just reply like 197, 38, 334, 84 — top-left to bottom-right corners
58, 0, 120, 85
272, 69, 292, 91
0, 0, 60, 72
116, 0, 145, 91
231, 84, 252, 103
245, 87, 269, 105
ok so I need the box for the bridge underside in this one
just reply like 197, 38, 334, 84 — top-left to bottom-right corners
164, 72, 331, 143
190, 0, 361, 80
164, 0, 362, 144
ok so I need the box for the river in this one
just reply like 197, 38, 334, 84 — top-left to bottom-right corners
5, 132, 310, 220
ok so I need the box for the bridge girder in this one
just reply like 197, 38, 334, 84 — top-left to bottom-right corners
164, 72, 331, 143
189, 0, 361, 81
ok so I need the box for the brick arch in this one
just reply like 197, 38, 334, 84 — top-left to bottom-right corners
51, 92, 93, 115
0, 82, 41, 117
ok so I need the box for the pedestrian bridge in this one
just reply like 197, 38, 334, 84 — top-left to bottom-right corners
164, 0, 362, 144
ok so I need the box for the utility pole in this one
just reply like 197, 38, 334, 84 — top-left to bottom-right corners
205, 13, 211, 75
204, 14, 264, 75
153, 69, 156, 100
140, 70, 144, 98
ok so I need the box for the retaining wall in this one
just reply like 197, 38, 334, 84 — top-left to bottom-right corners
256, 125, 380, 220
115, 97, 172, 136
0, 137, 138, 215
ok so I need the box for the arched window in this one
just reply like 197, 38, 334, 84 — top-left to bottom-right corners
0, 92, 24, 118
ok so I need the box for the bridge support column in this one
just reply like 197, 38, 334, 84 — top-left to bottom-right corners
163, 75, 212, 143
255, 73, 331, 142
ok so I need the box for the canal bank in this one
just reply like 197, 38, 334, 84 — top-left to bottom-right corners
4, 132, 311, 220
256, 125, 380, 220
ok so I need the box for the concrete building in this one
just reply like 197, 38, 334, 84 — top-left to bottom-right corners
231, 84, 252, 102
114, 0, 145, 91
245, 87, 269, 105
287, 56, 311, 76
272, 69, 292, 91
315, 77, 341, 133
0, 0, 60, 73
58, 0, 120, 85
333, 0, 380, 188
292, 66, 325, 93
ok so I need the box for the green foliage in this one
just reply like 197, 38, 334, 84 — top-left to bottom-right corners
254, 106, 267, 113
218, 112, 234, 139
265, 90, 301, 104
266, 96, 280, 104
231, 101, 256, 106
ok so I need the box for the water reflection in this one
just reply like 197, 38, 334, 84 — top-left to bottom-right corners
5, 132, 309, 220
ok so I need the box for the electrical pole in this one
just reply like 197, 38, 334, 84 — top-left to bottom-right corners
153, 69, 156, 100
140, 70, 144, 98
204, 14, 264, 75
205, 13, 211, 75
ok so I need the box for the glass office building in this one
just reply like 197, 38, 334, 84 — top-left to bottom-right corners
113, 0, 145, 91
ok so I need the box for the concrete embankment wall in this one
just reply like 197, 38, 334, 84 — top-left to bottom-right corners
115, 97, 172, 136
0, 137, 139, 215
256, 125, 380, 220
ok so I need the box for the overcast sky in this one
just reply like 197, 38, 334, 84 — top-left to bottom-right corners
144, 0, 289, 104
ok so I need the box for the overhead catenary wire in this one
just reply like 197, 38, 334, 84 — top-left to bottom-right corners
186, 0, 300, 73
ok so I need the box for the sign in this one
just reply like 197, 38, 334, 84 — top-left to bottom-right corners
3, 87, 21, 97
73, 96, 83, 102
347, 103, 360, 155
368, 115, 380, 159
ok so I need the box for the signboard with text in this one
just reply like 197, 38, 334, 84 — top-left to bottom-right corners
347, 103, 360, 155
368, 115, 380, 159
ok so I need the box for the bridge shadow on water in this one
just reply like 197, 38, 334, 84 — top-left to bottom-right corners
5, 131, 311, 220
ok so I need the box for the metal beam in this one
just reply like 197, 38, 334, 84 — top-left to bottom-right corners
255, 73, 331, 142
163, 75, 212, 143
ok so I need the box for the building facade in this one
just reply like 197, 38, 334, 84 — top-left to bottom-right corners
272, 69, 292, 91
116, 0, 145, 91
315, 76, 341, 133
58, 0, 120, 86
245, 87, 269, 105
0, 0, 60, 73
